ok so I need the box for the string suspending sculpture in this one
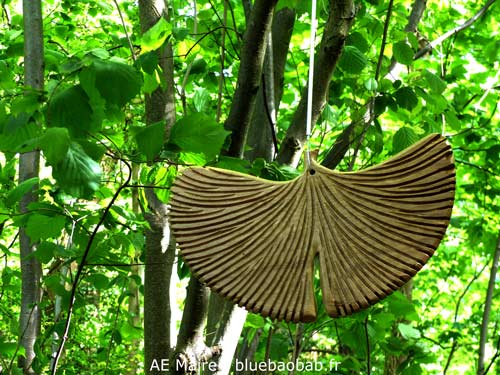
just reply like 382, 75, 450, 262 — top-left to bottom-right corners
169, 133, 456, 322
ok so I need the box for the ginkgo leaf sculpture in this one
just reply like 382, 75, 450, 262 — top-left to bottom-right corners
169, 133, 455, 322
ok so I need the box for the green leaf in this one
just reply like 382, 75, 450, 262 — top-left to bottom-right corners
215, 157, 251, 174
0, 341, 21, 357
45, 49, 67, 70
81, 60, 142, 119
346, 32, 370, 53
134, 122, 165, 161
170, 114, 230, 160
46, 85, 96, 138
189, 59, 207, 75
486, 144, 500, 163
40, 127, 71, 165
402, 364, 423, 375
444, 110, 461, 131
25, 214, 66, 242
87, 273, 109, 290
179, 152, 207, 166
5, 177, 39, 208
386, 291, 418, 320
393, 41, 414, 65
365, 123, 384, 154
0, 201, 9, 223
193, 88, 210, 112
338, 46, 368, 74
392, 127, 419, 154
137, 51, 159, 75
32, 241, 59, 264
424, 70, 447, 94
140, 17, 172, 53
78, 65, 106, 126
0, 110, 41, 153
52, 142, 102, 198
394, 87, 418, 110
173, 27, 190, 41
398, 323, 421, 340
364, 78, 378, 91
142, 70, 160, 94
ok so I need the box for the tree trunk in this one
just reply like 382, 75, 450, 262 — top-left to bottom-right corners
126, 163, 142, 375
224, 0, 279, 158
139, 1, 177, 373
245, 8, 295, 162
144, 202, 176, 374
19, 1, 43, 373
205, 295, 247, 375
173, 278, 221, 374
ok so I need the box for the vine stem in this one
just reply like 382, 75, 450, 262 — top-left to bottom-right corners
112, 0, 136, 62
50, 159, 132, 375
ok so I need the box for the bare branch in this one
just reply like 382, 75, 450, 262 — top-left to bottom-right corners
478, 232, 500, 375
414, 0, 497, 59
112, 0, 136, 61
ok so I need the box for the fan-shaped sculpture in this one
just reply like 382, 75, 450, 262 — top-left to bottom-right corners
169, 133, 455, 322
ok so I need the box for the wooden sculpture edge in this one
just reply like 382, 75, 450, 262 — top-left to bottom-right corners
169, 133, 456, 322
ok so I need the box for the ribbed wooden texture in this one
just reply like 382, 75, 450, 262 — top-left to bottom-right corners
169, 134, 455, 322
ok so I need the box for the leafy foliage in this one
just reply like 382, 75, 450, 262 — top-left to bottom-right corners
0, 0, 499, 374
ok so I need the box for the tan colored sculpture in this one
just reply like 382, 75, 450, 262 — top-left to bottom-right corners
169, 133, 455, 322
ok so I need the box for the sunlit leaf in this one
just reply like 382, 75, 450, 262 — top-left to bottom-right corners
424, 70, 447, 94
141, 17, 172, 53
398, 323, 421, 340
170, 114, 230, 161
364, 77, 378, 91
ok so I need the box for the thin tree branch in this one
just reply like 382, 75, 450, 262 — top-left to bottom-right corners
478, 232, 500, 375
443, 339, 459, 375
50, 159, 132, 374
484, 334, 500, 375
216, 0, 228, 122
261, 71, 279, 157
207, 0, 240, 57
180, 0, 198, 115
347, 0, 393, 170
375, 0, 394, 81
414, 0, 497, 60
112, 0, 136, 61
365, 317, 371, 374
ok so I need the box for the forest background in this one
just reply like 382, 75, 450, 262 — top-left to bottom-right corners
0, 0, 499, 374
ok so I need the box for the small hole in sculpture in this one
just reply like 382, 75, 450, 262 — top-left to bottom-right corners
309, 169, 316, 175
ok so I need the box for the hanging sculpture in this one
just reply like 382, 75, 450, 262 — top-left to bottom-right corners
169, 133, 455, 323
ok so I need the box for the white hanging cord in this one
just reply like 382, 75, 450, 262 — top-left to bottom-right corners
306, 0, 318, 168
